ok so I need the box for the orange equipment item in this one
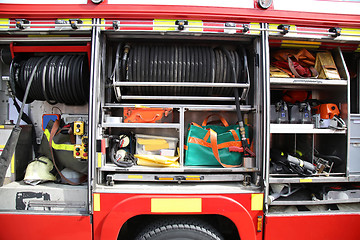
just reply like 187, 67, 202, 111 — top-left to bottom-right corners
123, 107, 173, 123
282, 90, 311, 104
313, 103, 340, 119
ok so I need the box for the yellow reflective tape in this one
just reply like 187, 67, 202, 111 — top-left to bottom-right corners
97, 153, 102, 168
44, 129, 75, 151
0, 19, 9, 29
58, 18, 92, 29
269, 24, 296, 33
281, 40, 321, 49
251, 194, 263, 211
128, 175, 143, 179
269, 24, 278, 30
186, 175, 201, 181
342, 28, 360, 37
250, 22, 260, 35
281, 44, 320, 49
300, 178, 312, 183
100, 18, 105, 30
151, 198, 202, 213
187, 20, 202, 32
153, 19, 176, 31
153, 19, 202, 32
93, 193, 100, 212
11, 154, 14, 174
0, 125, 4, 129
0, 145, 4, 148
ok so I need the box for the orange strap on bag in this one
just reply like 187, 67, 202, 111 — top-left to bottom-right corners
209, 129, 243, 168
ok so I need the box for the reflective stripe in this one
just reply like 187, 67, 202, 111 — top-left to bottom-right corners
151, 198, 202, 213
93, 193, 101, 212
0, 19, 8, 29
251, 194, 263, 211
11, 154, 14, 174
57, 18, 92, 29
249, 22, 260, 35
44, 129, 75, 151
97, 153, 102, 168
153, 19, 175, 31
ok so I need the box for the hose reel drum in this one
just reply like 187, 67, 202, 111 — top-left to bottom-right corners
9, 54, 90, 105
112, 43, 251, 101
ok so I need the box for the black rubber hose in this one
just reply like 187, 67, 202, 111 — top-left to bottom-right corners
221, 47, 251, 157
11, 55, 89, 105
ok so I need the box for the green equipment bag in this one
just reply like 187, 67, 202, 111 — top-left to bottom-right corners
38, 120, 88, 175
184, 114, 249, 167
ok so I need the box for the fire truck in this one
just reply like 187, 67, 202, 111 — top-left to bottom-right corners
0, 0, 359, 239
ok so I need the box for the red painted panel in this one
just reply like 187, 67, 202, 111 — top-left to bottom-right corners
264, 214, 360, 240
0, 4, 359, 28
93, 193, 264, 240
0, 213, 92, 240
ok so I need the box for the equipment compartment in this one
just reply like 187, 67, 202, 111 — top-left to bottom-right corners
0, 31, 92, 213
266, 30, 355, 214
95, 28, 264, 185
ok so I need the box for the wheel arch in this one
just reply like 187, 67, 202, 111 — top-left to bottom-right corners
96, 194, 258, 240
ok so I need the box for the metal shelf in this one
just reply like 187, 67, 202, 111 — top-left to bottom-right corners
106, 172, 246, 184
103, 104, 254, 111
270, 78, 348, 89
270, 124, 346, 134
269, 176, 348, 184
270, 198, 360, 206
100, 163, 259, 173
102, 122, 181, 128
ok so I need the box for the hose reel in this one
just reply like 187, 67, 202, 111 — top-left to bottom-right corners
113, 43, 250, 100
10, 55, 90, 105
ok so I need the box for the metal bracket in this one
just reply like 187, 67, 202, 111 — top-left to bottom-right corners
242, 24, 250, 33
15, 19, 29, 30
277, 24, 290, 34
69, 19, 83, 30
112, 21, 120, 30
175, 20, 188, 30
329, 27, 341, 37
243, 174, 251, 186
225, 22, 236, 28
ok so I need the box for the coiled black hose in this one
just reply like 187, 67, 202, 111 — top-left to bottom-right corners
10, 55, 89, 105
118, 44, 245, 96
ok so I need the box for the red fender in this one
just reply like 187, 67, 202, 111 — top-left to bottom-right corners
96, 194, 257, 240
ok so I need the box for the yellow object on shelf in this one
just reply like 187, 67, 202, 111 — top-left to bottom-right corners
135, 154, 180, 168
137, 138, 170, 151
315, 51, 341, 80
270, 65, 290, 78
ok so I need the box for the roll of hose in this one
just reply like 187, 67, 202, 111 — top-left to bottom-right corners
10, 55, 89, 105
118, 44, 245, 96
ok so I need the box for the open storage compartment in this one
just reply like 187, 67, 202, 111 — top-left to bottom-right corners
266, 26, 360, 213
95, 26, 264, 186
0, 27, 92, 214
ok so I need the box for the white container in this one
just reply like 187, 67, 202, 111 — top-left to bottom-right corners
135, 134, 178, 156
